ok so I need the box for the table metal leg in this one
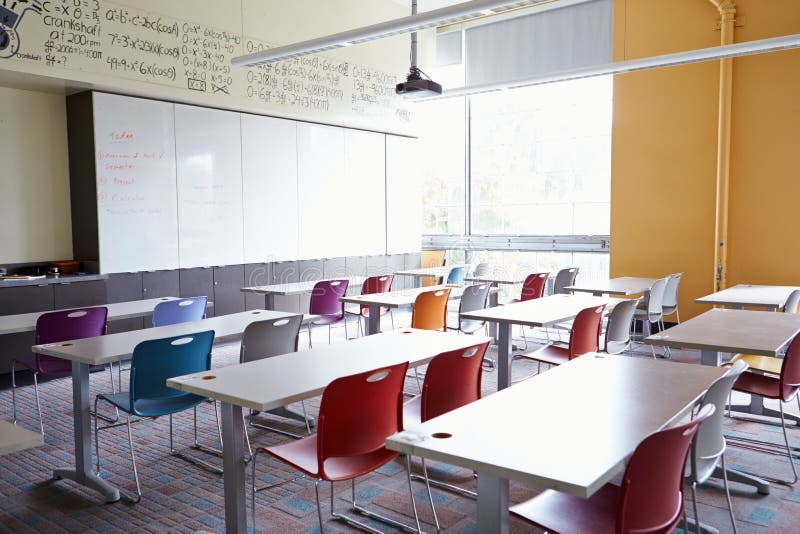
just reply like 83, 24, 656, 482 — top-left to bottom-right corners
366, 304, 381, 335
700, 349, 720, 366
53, 361, 120, 503
221, 402, 246, 534
476, 472, 508, 534
497, 323, 511, 390
488, 287, 499, 341
713, 464, 770, 495
264, 294, 275, 311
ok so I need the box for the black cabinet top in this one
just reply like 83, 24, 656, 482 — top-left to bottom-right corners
0, 273, 108, 289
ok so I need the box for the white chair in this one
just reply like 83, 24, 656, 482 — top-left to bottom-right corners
603, 299, 640, 354
661, 272, 684, 324
552, 267, 579, 295
446, 283, 490, 335
684, 360, 748, 534
633, 277, 668, 358
472, 262, 492, 278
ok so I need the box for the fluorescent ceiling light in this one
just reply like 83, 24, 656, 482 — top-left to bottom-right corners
419, 33, 800, 100
231, 0, 550, 67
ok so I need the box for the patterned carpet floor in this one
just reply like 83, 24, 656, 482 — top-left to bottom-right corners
1, 320, 799, 533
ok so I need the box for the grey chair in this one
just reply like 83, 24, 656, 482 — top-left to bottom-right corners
633, 277, 668, 358
240, 315, 308, 448
661, 272, 684, 324
447, 283, 490, 335
603, 299, 640, 354
684, 359, 748, 534
783, 288, 800, 314
552, 267, 579, 295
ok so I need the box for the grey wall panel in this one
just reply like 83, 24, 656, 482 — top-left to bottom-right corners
323, 257, 347, 279
213, 265, 246, 317
142, 270, 180, 299
106, 273, 144, 333
0, 284, 54, 375
366, 255, 389, 278
344, 256, 367, 278
53, 280, 107, 309
244, 263, 271, 310
298, 260, 324, 313
386, 255, 406, 290
180, 268, 215, 316
272, 261, 300, 313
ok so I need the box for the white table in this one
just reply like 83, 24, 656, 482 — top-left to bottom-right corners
395, 265, 470, 287
30, 309, 315, 504
0, 297, 212, 335
240, 277, 366, 310
387, 355, 725, 533
464, 274, 528, 339
167, 329, 491, 534
339, 285, 466, 335
696, 284, 800, 310
460, 294, 610, 389
566, 276, 657, 297
0, 420, 43, 456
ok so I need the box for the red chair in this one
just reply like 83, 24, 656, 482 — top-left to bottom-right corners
511, 404, 715, 534
511, 304, 605, 380
404, 342, 490, 530
306, 279, 349, 347
345, 274, 395, 336
509, 272, 549, 303
251, 362, 424, 533
731, 333, 800, 484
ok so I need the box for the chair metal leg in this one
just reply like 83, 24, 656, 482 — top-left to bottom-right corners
330, 475, 422, 534
242, 410, 253, 461
419, 457, 441, 532
691, 482, 700, 534
390, 310, 395, 330
720, 455, 738, 534
405, 456, 425, 534
94, 397, 101, 473
168, 408, 223, 474
125, 414, 142, 503
307, 324, 313, 349
779, 402, 798, 485
32, 372, 44, 436
10, 361, 18, 426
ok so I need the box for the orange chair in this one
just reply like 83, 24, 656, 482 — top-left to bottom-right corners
420, 250, 446, 287
411, 288, 452, 331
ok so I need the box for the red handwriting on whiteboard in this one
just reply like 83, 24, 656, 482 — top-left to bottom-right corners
109, 130, 135, 143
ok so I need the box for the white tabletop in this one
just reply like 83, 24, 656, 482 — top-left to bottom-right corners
464, 274, 526, 285
695, 284, 800, 309
387, 355, 724, 498
566, 277, 658, 296
646, 308, 800, 356
460, 294, 610, 328
394, 265, 470, 278
0, 420, 43, 456
32, 310, 318, 366
0, 297, 212, 335
168, 329, 491, 412
240, 277, 366, 296
339, 285, 466, 309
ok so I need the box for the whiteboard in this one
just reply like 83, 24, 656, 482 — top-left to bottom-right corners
343, 130, 387, 256
93, 93, 179, 273
297, 124, 348, 260
241, 114, 299, 262
386, 136, 423, 253
175, 105, 244, 268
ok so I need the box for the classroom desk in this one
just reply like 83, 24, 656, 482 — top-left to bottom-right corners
464, 274, 527, 338
387, 355, 725, 534
0, 420, 43, 456
394, 264, 470, 287
240, 277, 366, 310
566, 276, 658, 297
339, 284, 467, 335
695, 284, 800, 310
30, 309, 317, 504
460, 294, 610, 390
167, 328, 491, 534
0, 297, 212, 335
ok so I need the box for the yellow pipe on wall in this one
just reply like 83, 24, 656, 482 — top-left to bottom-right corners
708, 0, 736, 291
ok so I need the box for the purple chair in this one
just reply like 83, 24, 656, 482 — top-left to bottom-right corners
12, 307, 111, 435
306, 279, 349, 347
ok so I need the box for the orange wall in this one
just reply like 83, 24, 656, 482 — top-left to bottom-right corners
611, 0, 800, 319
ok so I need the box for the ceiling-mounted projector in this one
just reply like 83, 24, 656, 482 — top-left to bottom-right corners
396, 0, 441, 99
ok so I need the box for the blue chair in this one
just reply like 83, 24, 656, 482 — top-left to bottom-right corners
446, 266, 468, 285
152, 296, 208, 326
94, 330, 216, 502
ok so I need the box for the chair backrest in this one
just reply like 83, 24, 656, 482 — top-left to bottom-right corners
520, 273, 549, 301
316, 361, 407, 476
553, 267, 579, 295
129, 330, 214, 412
779, 334, 800, 402
617, 404, 715, 534
34, 307, 108, 375
358, 275, 394, 315
783, 289, 800, 314
662, 273, 683, 309
457, 284, 491, 331
568, 304, 605, 359
411, 288, 451, 331
473, 262, 492, 278
152, 297, 207, 327
309, 280, 349, 318
420, 342, 489, 422
240, 315, 303, 363
646, 277, 668, 321
446, 266, 468, 285
604, 299, 639, 355
421, 251, 446, 287
691, 360, 748, 484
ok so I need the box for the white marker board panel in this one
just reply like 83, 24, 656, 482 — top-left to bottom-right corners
93, 93, 179, 273
386, 136, 422, 254
241, 114, 299, 263
175, 104, 244, 268
343, 130, 386, 256
297, 123, 348, 260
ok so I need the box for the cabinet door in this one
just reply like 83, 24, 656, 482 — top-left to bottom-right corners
0, 284, 54, 376
142, 270, 180, 299
298, 260, 324, 313
244, 263, 271, 311
53, 280, 108, 309
272, 261, 299, 313
180, 268, 215, 317
213, 265, 245, 317
106, 273, 144, 333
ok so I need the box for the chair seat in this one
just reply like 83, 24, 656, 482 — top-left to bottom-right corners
98, 391, 206, 418
311, 314, 345, 326
510, 484, 620, 534
729, 354, 782, 375
733, 371, 781, 400
516, 344, 570, 366
403, 395, 422, 428
259, 435, 397, 482
344, 304, 390, 318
